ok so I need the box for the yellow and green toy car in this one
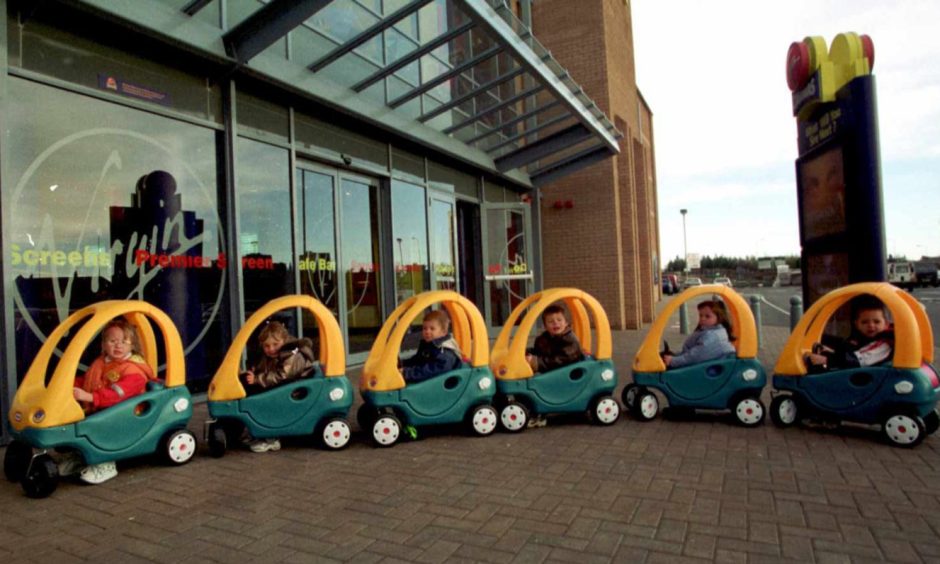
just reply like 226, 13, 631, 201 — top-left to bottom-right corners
206, 295, 353, 456
490, 288, 619, 431
358, 290, 497, 447
772, 282, 939, 447
5, 301, 195, 498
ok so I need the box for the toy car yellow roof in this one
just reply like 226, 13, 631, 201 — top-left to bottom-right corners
633, 285, 757, 373
774, 282, 933, 376
208, 294, 346, 401
490, 288, 612, 380
9, 300, 185, 431
360, 290, 488, 392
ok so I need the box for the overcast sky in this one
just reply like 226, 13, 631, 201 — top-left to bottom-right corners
632, 0, 940, 263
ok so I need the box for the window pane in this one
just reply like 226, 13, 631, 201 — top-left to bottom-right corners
391, 180, 429, 304
4, 78, 226, 391
341, 178, 383, 354
299, 169, 338, 316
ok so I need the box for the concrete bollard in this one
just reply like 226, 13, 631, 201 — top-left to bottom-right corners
749, 294, 762, 348
789, 295, 803, 331
679, 302, 689, 334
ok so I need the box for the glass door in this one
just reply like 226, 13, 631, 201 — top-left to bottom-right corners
428, 194, 459, 292
339, 175, 383, 357
484, 205, 533, 332
298, 168, 339, 345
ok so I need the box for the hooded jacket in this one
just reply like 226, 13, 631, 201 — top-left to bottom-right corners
244, 337, 317, 392
529, 328, 584, 373
668, 325, 735, 369
401, 334, 463, 383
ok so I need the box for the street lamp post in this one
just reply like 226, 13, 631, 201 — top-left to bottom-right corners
680, 209, 688, 272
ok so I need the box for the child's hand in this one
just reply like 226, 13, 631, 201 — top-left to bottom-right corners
806, 353, 828, 367
73, 387, 93, 402
244, 370, 256, 385
662, 354, 673, 367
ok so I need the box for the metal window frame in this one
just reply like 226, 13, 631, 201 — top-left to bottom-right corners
388, 44, 502, 109
529, 143, 616, 187
485, 111, 573, 153
464, 98, 562, 145
223, 0, 333, 64
181, 0, 214, 16
442, 83, 542, 135
494, 123, 593, 172
417, 65, 526, 123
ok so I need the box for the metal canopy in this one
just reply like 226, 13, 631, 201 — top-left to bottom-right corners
188, 0, 621, 185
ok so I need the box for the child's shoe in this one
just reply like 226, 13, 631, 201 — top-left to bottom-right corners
249, 438, 281, 453
79, 461, 118, 484
405, 425, 419, 440
527, 415, 547, 428
57, 452, 84, 477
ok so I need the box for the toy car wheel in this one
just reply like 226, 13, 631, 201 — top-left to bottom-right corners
924, 409, 940, 435
620, 384, 639, 410
21, 454, 58, 499
162, 429, 197, 465
734, 396, 765, 427
882, 413, 926, 447
632, 390, 659, 421
591, 395, 620, 425
321, 418, 352, 450
372, 415, 401, 448
469, 405, 499, 437
500, 402, 529, 433
357, 405, 378, 432
770, 396, 799, 428
207, 423, 228, 459
4, 440, 33, 483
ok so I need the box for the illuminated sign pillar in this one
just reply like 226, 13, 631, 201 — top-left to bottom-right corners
787, 32, 886, 306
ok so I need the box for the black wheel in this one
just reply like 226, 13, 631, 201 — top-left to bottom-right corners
357, 404, 378, 432
732, 396, 765, 427
372, 414, 402, 448
631, 390, 659, 421
882, 413, 926, 448
620, 384, 639, 411
925, 409, 940, 435
770, 395, 799, 428
21, 454, 58, 499
468, 405, 499, 436
499, 401, 529, 432
4, 440, 32, 483
162, 429, 197, 465
321, 418, 352, 450
590, 395, 620, 425
207, 423, 227, 458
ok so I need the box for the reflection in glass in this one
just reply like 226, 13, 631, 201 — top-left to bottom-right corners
486, 208, 530, 326
429, 198, 457, 291
341, 178, 383, 354
300, 170, 338, 344
391, 180, 429, 304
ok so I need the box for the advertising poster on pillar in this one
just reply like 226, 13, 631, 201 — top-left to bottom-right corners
5, 118, 226, 390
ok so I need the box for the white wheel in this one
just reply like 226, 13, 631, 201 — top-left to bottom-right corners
593, 396, 620, 425
633, 392, 658, 421
470, 405, 498, 436
322, 419, 351, 450
883, 414, 925, 447
164, 430, 197, 465
372, 415, 401, 447
734, 397, 765, 427
500, 403, 528, 432
770, 396, 798, 427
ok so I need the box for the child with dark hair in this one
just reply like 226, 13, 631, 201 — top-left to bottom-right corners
663, 299, 736, 369
526, 303, 585, 373
240, 320, 317, 452
401, 309, 462, 384
806, 295, 894, 370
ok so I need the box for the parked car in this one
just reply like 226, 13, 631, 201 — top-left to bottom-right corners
682, 277, 703, 289
914, 261, 939, 288
661, 274, 678, 295
887, 262, 916, 290
713, 277, 733, 287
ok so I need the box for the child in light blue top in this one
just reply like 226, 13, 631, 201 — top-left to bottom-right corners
663, 300, 736, 369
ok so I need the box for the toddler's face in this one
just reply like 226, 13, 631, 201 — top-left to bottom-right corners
543, 312, 569, 336
102, 326, 131, 359
854, 309, 887, 338
422, 320, 447, 342
697, 306, 719, 328
262, 336, 285, 358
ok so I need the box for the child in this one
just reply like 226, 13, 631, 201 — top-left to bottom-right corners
525, 304, 584, 373
806, 296, 893, 370
401, 310, 462, 384
241, 321, 317, 452
663, 299, 736, 369
65, 319, 158, 484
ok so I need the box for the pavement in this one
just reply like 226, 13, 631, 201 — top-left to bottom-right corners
2, 303, 940, 563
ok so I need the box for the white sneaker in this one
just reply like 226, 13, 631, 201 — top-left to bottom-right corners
79, 461, 118, 484
249, 438, 281, 453
527, 415, 547, 428
57, 452, 84, 477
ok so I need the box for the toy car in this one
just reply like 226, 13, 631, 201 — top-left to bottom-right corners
358, 290, 497, 447
625, 285, 766, 426
4, 301, 195, 498
490, 288, 619, 431
205, 295, 353, 456
771, 282, 939, 447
